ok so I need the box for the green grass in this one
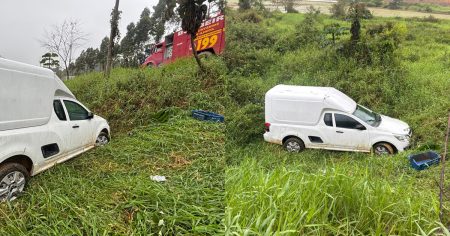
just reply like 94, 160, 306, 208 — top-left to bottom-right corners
0, 117, 224, 235
226, 142, 450, 235
225, 11, 450, 235
0, 58, 226, 235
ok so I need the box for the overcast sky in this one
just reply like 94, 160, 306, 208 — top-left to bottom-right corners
0, 0, 158, 65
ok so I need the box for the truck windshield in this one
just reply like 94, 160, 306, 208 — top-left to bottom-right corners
352, 104, 381, 127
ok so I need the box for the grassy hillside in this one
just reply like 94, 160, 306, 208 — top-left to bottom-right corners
0, 9, 449, 235
224, 10, 450, 235
0, 61, 225, 235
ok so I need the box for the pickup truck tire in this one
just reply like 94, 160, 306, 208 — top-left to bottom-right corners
0, 163, 29, 202
96, 131, 110, 146
373, 143, 394, 155
283, 137, 305, 153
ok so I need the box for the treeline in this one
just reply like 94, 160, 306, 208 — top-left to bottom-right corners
72, 1, 172, 75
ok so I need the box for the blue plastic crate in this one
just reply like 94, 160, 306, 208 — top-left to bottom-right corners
408, 151, 440, 170
192, 110, 224, 123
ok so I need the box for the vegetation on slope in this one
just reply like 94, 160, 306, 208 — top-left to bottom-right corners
224, 10, 450, 235
0, 60, 226, 235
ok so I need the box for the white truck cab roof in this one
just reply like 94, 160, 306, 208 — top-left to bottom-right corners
0, 58, 75, 131
266, 85, 356, 113
265, 85, 357, 125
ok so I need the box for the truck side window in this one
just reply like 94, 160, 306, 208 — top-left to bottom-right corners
63, 100, 89, 120
53, 100, 67, 121
324, 113, 333, 127
335, 114, 363, 129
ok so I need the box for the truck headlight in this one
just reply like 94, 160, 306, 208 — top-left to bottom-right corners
395, 135, 409, 142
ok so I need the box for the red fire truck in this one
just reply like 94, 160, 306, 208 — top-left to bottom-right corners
142, 14, 225, 67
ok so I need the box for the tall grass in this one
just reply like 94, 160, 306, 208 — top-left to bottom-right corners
226, 143, 450, 235
0, 117, 224, 235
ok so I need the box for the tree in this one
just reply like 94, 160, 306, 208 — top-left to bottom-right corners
41, 20, 86, 79
167, 0, 210, 71
98, 37, 109, 71
150, 0, 169, 42
74, 48, 99, 74
324, 23, 348, 44
347, 2, 372, 43
330, 0, 347, 19
119, 8, 154, 67
134, 8, 153, 64
284, 0, 298, 13
239, 0, 252, 10
295, 11, 322, 47
120, 23, 138, 66
40, 52, 60, 70
217, 0, 227, 12
239, 0, 265, 11
106, 0, 121, 78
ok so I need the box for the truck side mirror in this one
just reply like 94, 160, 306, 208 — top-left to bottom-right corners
355, 124, 366, 130
87, 112, 94, 119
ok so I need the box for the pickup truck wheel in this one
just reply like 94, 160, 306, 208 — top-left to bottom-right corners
96, 132, 110, 146
373, 143, 394, 155
283, 137, 305, 153
0, 163, 29, 202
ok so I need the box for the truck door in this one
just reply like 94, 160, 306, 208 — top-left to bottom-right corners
62, 100, 94, 150
51, 99, 77, 155
330, 113, 370, 151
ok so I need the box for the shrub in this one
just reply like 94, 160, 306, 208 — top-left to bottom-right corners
227, 76, 266, 106
294, 14, 324, 47
330, 0, 347, 19
237, 10, 264, 23
226, 104, 265, 145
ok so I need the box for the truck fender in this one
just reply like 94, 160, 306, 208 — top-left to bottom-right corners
94, 126, 111, 141
281, 132, 306, 144
370, 136, 399, 150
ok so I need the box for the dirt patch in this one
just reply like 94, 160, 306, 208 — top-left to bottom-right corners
168, 152, 192, 169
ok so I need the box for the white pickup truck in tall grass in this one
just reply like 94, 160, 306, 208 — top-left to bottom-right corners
0, 58, 110, 201
264, 85, 411, 154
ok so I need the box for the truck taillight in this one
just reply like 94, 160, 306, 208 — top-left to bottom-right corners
264, 122, 270, 132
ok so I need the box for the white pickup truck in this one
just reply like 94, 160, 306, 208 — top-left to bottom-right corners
264, 85, 411, 154
0, 58, 110, 201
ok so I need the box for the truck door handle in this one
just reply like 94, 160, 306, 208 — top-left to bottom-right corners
336, 131, 344, 133
72, 125, 79, 129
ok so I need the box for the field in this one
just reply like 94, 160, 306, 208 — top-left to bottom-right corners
228, 0, 450, 19
224, 10, 450, 235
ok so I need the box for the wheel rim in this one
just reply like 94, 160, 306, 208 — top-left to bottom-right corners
286, 141, 301, 152
375, 145, 390, 155
96, 134, 109, 146
0, 171, 26, 202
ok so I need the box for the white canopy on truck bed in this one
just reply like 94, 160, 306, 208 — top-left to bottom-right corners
265, 85, 357, 125
0, 58, 74, 131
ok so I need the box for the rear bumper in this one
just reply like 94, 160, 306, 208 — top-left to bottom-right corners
263, 133, 282, 145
